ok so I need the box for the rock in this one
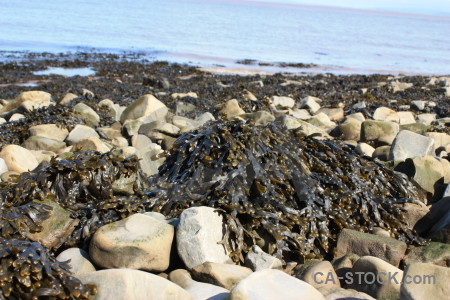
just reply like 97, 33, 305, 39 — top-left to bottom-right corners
335, 229, 407, 267
289, 108, 311, 120
317, 108, 344, 122
98, 127, 123, 139
400, 263, 450, 300
27, 200, 78, 249
78, 269, 193, 300
9, 113, 25, 121
29, 124, 69, 141
346, 112, 366, 122
389, 130, 435, 161
307, 113, 336, 130
131, 134, 154, 151
137, 147, 165, 176
394, 156, 446, 194
74, 103, 100, 127
356, 143, 375, 157
172, 92, 198, 99
349, 256, 403, 300
0, 145, 39, 173
120, 94, 168, 123
1, 171, 20, 182
400, 122, 430, 134
390, 81, 413, 92
361, 120, 399, 145
294, 260, 340, 289
320, 287, 375, 300
221, 99, 245, 118
112, 137, 128, 148
89, 213, 174, 272
98, 99, 121, 121
242, 90, 257, 101
112, 173, 138, 195
0, 158, 8, 175
332, 253, 360, 281
339, 118, 361, 141
0, 91, 51, 114
169, 269, 229, 300
122, 119, 145, 137
230, 269, 325, 300
396, 202, 429, 231
175, 102, 197, 116
191, 262, 253, 290
271, 96, 295, 109
138, 120, 180, 137
425, 132, 450, 150
398, 111, 416, 125
22, 136, 66, 152
282, 116, 331, 139
300, 96, 321, 114
416, 113, 436, 125
238, 111, 275, 125
0, 117, 5, 124
245, 245, 282, 271
82, 88, 95, 99
66, 124, 99, 145
56, 248, 96, 275
372, 146, 391, 161
172, 115, 197, 130
410, 100, 426, 111
373, 107, 399, 123
177, 207, 231, 269
404, 242, 450, 267
59, 92, 78, 104
372, 227, 391, 237
75, 137, 110, 153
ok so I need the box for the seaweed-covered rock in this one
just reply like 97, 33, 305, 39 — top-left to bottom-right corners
147, 120, 425, 262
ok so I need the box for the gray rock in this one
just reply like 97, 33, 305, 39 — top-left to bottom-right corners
307, 113, 336, 131
120, 94, 168, 123
389, 130, 435, 161
416, 113, 436, 125
78, 269, 193, 300
169, 269, 229, 300
400, 263, 450, 300
400, 122, 430, 134
66, 124, 99, 145
245, 245, 282, 271
289, 108, 311, 120
23, 136, 66, 152
230, 269, 325, 300
300, 96, 321, 114
335, 229, 407, 267
139, 120, 180, 137
372, 146, 391, 161
361, 120, 399, 145
191, 262, 253, 290
56, 248, 96, 275
29, 124, 69, 141
238, 111, 275, 125
339, 118, 361, 141
177, 207, 231, 269
282, 116, 331, 139
89, 213, 174, 272
137, 147, 165, 176
74, 103, 100, 127
322, 287, 375, 300
0, 144, 39, 173
176, 101, 197, 116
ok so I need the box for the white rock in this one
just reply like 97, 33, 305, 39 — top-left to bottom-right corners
0, 91, 51, 114
169, 269, 229, 300
66, 124, 99, 145
75, 137, 110, 153
56, 248, 96, 275
120, 94, 168, 123
300, 96, 321, 114
74, 103, 100, 126
410, 100, 426, 111
59, 92, 78, 104
78, 269, 193, 300
390, 81, 413, 92
271, 96, 295, 109
356, 143, 375, 157
416, 113, 436, 125
373, 107, 399, 123
230, 269, 324, 300
177, 207, 231, 269
0, 145, 39, 173
245, 245, 282, 271
9, 113, 25, 121
29, 124, 69, 142
389, 130, 435, 161
398, 111, 416, 125
0, 158, 8, 175
400, 263, 450, 300
172, 92, 198, 99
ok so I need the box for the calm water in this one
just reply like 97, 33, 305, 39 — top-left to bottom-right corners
1, 0, 449, 75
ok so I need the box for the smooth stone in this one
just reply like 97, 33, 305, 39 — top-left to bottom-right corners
300, 96, 321, 114
0, 117, 5, 124
120, 94, 168, 123
74, 102, 100, 127
339, 118, 361, 141
372, 146, 391, 161
56, 248, 96, 275
98, 99, 121, 121
169, 269, 229, 300
271, 96, 295, 109
22, 136, 66, 152
332, 253, 360, 280
0, 158, 8, 175
400, 263, 450, 300
425, 132, 450, 150
410, 100, 426, 111
390, 81, 413, 92
230, 269, 325, 300
400, 123, 430, 134
75, 137, 110, 153
191, 262, 253, 290
9, 113, 26, 121
322, 287, 375, 300
361, 120, 399, 145
122, 119, 145, 137
177, 207, 231, 269
78, 269, 193, 300
131, 134, 155, 151
373, 107, 399, 123
283, 116, 331, 139
0, 171, 20, 183
66, 124, 99, 145
59, 92, 78, 104
356, 143, 375, 157
238, 111, 275, 126
137, 147, 165, 176
0, 91, 51, 114
172, 115, 197, 130
172, 92, 198, 99
138, 120, 180, 137
416, 113, 436, 125
82, 88, 95, 99
307, 112, 336, 130
221, 99, 245, 118
0, 144, 39, 173
244, 245, 282, 272
389, 130, 435, 161
294, 260, 340, 289
349, 256, 403, 300
89, 213, 174, 272
404, 242, 450, 267
395, 202, 429, 231
398, 111, 416, 125
27, 200, 78, 249
242, 90, 257, 101
346, 112, 366, 122
98, 127, 123, 140
317, 107, 344, 121
289, 108, 311, 120
175, 102, 197, 116
29, 124, 69, 142
335, 229, 407, 267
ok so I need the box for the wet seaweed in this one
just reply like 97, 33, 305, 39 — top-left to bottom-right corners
148, 119, 426, 262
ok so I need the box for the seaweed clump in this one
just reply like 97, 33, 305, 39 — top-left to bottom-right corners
148, 119, 426, 262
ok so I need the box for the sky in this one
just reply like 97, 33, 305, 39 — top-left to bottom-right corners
249, 0, 450, 15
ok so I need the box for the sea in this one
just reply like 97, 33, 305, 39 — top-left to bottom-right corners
1, 0, 449, 75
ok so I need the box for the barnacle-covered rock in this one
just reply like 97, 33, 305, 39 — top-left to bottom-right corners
0, 238, 95, 299
147, 119, 425, 263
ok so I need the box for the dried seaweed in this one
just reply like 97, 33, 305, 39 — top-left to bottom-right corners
148, 119, 426, 262
0, 238, 95, 299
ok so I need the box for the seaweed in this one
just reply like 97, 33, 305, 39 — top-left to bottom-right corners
147, 119, 426, 262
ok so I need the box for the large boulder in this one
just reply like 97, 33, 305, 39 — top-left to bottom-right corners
389, 130, 435, 161
78, 269, 193, 300
0, 145, 39, 173
229, 269, 324, 300
120, 94, 168, 123
89, 213, 174, 272
176, 207, 231, 269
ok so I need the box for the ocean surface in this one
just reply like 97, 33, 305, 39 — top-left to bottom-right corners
1, 0, 449, 75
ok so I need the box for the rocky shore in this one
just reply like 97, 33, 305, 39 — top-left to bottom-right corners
0, 53, 449, 300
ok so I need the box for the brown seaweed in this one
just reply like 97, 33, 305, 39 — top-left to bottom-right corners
147, 119, 426, 262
